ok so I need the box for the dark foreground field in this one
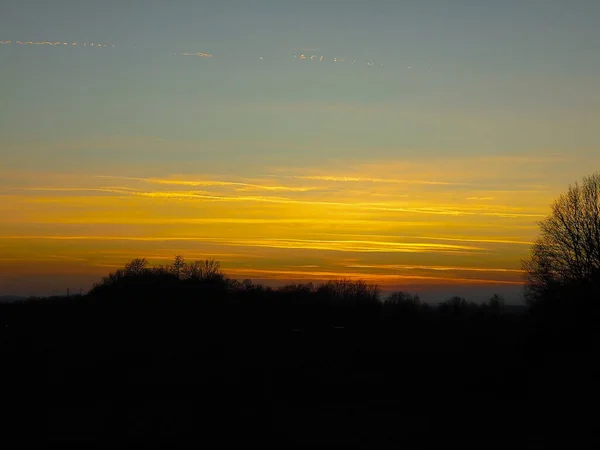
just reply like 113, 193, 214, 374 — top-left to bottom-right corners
1, 279, 599, 449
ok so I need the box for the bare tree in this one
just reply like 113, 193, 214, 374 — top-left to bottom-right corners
171, 255, 186, 279
124, 258, 148, 275
523, 172, 600, 303
183, 259, 223, 282
386, 291, 421, 306
318, 278, 380, 303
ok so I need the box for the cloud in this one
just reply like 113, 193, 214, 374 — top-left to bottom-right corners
12, 187, 140, 196
7, 171, 546, 221
413, 236, 533, 246
92, 187, 543, 218
289, 175, 465, 186
93, 175, 315, 192
213, 237, 485, 254
180, 52, 212, 57
10, 40, 112, 47
302, 232, 534, 247
1, 235, 483, 255
345, 264, 524, 274
1, 156, 548, 290
223, 268, 524, 286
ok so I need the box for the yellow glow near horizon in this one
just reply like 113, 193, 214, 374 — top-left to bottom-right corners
0, 151, 567, 298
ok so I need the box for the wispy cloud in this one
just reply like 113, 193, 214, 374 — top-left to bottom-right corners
1, 235, 483, 254
10, 40, 112, 47
209, 238, 485, 254
345, 264, 524, 274
289, 175, 465, 186
1, 157, 548, 291
179, 52, 212, 57
12, 187, 140, 195
223, 268, 524, 286
5, 170, 547, 225
412, 236, 534, 246
94, 175, 315, 192
37, 185, 542, 218
302, 232, 534, 246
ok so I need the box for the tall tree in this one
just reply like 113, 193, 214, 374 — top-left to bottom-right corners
523, 172, 600, 303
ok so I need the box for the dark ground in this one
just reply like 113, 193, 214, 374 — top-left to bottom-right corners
1, 296, 598, 449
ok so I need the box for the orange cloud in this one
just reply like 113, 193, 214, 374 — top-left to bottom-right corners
223, 268, 524, 286
0, 154, 551, 295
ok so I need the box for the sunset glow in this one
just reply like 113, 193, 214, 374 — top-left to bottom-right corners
2, 1, 599, 301
2, 149, 592, 299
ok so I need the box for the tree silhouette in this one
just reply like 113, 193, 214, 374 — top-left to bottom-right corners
171, 255, 186, 279
381, 291, 425, 325
523, 172, 600, 304
438, 296, 472, 315
317, 278, 380, 304
124, 258, 149, 275
385, 291, 421, 306
487, 294, 505, 309
182, 259, 224, 282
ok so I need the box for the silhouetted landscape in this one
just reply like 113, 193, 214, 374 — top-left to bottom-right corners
2, 249, 599, 448
3, 2, 600, 447
2, 175, 600, 448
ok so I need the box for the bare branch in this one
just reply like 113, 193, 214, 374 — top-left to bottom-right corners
523, 172, 600, 302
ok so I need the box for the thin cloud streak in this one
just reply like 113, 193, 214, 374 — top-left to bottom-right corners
1, 235, 484, 254
303, 232, 534, 246
10, 186, 546, 219
416, 237, 534, 245
79, 186, 544, 218
94, 175, 316, 192
216, 238, 484, 254
224, 268, 524, 286
346, 264, 524, 273
0, 158, 549, 291
12, 187, 141, 195
179, 52, 212, 57
289, 175, 466, 186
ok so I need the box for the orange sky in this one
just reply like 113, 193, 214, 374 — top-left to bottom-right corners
4, 145, 593, 302
2, 2, 600, 302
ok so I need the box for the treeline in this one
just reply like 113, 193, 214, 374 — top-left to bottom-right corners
5, 170, 600, 446
5, 256, 521, 332
0, 256, 532, 367
2, 256, 597, 448
7, 254, 598, 354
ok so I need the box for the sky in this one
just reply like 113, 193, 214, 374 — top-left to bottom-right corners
1, 0, 599, 302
